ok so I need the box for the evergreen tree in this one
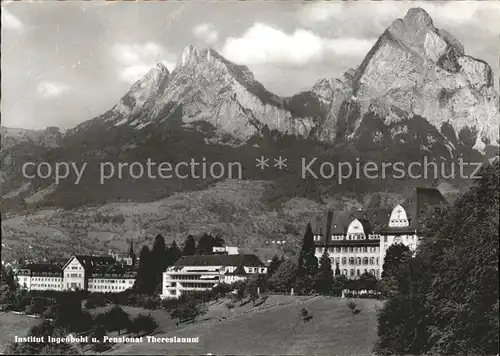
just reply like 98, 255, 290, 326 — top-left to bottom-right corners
296, 223, 318, 294
375, 161, 500, 355
182, 235, 196, 256
167, 241, 181, 265
268, 254, 282, 275
269, 260, 297, 293
196, 233, 225, 254
128, 240, 136, 266
151, 234, 167, 288
315, 249, 334, 295
134, 246, 153, 294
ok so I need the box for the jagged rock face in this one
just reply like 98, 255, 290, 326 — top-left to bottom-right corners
350, 7, 499, 153
146, 46, 315, 139
69, 7, 498, 157
311, 69, 355, 141
76, 46, 317, 141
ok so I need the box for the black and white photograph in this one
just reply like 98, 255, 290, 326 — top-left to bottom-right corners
1, 0, 499, 354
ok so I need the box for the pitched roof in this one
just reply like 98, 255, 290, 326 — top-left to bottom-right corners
174, 254, 265, 268
401, 187, 447, 224
312, 187, 447, 237
226, 265, 248, 276
62, 255, 116, 272
23, 264, 62, 274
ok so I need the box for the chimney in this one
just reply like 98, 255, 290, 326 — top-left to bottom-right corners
324, 210, 333, 250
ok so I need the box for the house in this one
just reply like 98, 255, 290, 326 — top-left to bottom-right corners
16, 254, 137, 293
16, 264, 63, 291
312, 187, 447, 279
160, 249, 267, 299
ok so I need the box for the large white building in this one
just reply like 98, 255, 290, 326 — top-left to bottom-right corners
312, 187, 447, 279
160, 248, 267, 299
16, 254, 137, 293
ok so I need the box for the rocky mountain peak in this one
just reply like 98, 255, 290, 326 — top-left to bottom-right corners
113, 61, 170, 117
348, 7, 499, 153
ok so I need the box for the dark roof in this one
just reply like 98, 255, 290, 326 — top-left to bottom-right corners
401, 187, 447, 225
23, 264, 62, 273
61, 255, 116, 272
174, 254, 265, 268
74, 255, 116, 269
312, 188, 448, 237
226, 265, 248, 276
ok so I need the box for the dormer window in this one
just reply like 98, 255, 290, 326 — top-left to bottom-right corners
389, 205, 409, 227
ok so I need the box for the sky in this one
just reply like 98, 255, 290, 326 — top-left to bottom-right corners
1, 1, 499, 130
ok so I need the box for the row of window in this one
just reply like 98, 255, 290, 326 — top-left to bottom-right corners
89, 284, 132, 291
31, 284, 62, 289
66, 273, 82, 278
247, 267, 266, 273
316, 246, 380, 254
91, 279, 133, 284
341, 269, 379, 277
313, 234, 382, 241
334, 257, 380, 266
30, 277, 62, 282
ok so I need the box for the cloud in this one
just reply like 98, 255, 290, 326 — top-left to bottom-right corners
192, 23, 219, 45
111, 42, 175, 83
1, 8, 23, 30
37, 81, 70, 99
221, 23, 375, 67
298, 1, 492, 27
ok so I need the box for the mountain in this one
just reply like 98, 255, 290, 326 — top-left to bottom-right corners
338, 8, 499, 156
66, 8, 498, 160
1, 7, 498, 261
71, 46, 322, 142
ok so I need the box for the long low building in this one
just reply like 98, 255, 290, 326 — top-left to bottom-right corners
16, 254, 137, 293
161, 250, 267, 299
312, 187, 447, 279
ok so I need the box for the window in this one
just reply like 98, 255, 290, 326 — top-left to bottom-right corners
357, 257, 361, 265
349, 247, 353, 253
357, 270, 360, 276
363, 246, 367, 253
336, 247, 341, 253
363, 258, 368, 265
349, 258, 354, 265
342, 257, 347, 265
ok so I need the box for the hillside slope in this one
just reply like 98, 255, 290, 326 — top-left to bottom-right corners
109, 296, 383, 355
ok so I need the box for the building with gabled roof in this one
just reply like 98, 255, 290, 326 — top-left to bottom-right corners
312, 187, 447, 279
160, 248, 267, 299
16, 254, 136, 293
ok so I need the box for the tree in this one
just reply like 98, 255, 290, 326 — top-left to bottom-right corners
249, 287, 258, 306
375, 161, 500, 356
357, 272, 378, 292
134, 246, 154, 294
381, 243, 412, 279
133, 314, 158, 336
196, 233, 224, 254
151, 234, 167, 288
169, 299, 206, 324
106, 305, 130, 335
296, 223, 318, 293
269, 260, 297, 293
182, 235, 196, 256
268, 254, 282, 276
128, 240, 137, 266
167, 240, 182, 266
315, 249, 334, 295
